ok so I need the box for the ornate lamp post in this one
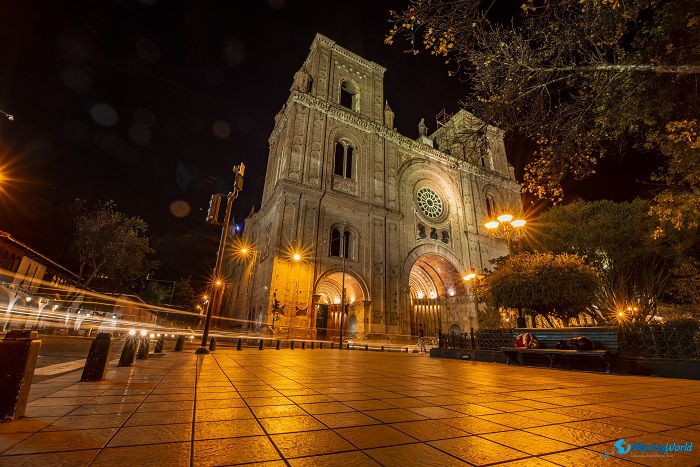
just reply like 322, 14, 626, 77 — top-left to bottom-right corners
485, 214, 527, 327
485, 214, 526, 253
463, 268, 482, 332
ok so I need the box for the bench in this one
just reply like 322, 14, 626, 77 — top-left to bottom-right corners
500, 327, 619, 373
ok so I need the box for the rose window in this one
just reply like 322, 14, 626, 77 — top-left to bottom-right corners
417, 187, 444, 219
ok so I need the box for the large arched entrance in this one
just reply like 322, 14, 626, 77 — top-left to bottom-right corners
404, 249, 475, 339
314, 270, 367, 341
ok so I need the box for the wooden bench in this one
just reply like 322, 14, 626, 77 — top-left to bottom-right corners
500, 327, 619, 373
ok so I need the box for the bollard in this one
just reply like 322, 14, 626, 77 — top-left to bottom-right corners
174, 335, 184, 351
81, 332, 113, 382
365, 344, 368, 351
209, 338, 216, 351
302, 341, 306, 350
118, 333, 140, 367
381, 345, 385, 352
0, 330, 41, 421
236, 339, 242, 351
136, 334, 150, 360
290, 341, 295, 350
319, 342, 323, 349
259, 339, 263, 350
154, 334, 164, 353
347, 343, 350, 350
276, 340, 280, 350
311, 341, 314, 350
331, 342, 334, 349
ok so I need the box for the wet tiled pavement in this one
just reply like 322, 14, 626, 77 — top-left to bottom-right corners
1, 348, 699, 466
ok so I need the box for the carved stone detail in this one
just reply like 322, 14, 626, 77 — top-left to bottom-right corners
332, 176, 357, 196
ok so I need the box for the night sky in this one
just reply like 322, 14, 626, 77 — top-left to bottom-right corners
0, 0, 658, 284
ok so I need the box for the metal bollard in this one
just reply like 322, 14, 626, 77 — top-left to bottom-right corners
302, 341, 306, 350
236, 339, 242, 351
290, 341, 295, 350
381, 345, 385, 352
118, 333, 140, 367
259, 339, 263, 350
347, 343, 350, 350
208, 338, 216, 351
0, 330, 41, 421
311, 341, 314, 350
320, 342, 323, 349
365, 344, 368, 351
174, 335, 184, 351
81, 332, 113, 382
154, 334, 165, 353
331, 342, 334, 349
276, 340, 280, 350
136, 334, 150, 360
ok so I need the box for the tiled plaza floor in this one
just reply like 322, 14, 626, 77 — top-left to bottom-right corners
1, 348, 699, 466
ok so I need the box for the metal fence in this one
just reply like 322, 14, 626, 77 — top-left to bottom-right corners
440, 327, 700, 359
439, 329, 512, 351
619, 328, 700, 359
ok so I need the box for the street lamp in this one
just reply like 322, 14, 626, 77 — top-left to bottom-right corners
335, 222, 350, 349
0, 108, 13, 121
463, 268, 482, 331
485, 214, 526, 253
287, 252, 302, 342
198, 162, 245, 355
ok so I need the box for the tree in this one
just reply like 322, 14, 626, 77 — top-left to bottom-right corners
386, 0, 700, 219
141, 281, 170, 305
474, 252, 600, 325
172, 276, 198, 310
527, 199, 694, 321
64, 199, 158, 292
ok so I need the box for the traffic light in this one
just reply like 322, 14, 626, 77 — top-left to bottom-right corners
206, 194, 223, 224
233, 163, 245, 192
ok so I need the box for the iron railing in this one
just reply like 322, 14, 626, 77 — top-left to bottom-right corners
441, 327, 700, 359
439, 329, 512, 351
619, 327, 700, 359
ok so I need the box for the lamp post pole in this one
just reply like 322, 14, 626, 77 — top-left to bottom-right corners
485, 213, 527, 327
287, 253, 301, 343
464, 269, 481, 331
338, 232, 347, 349
197, 163, 245, 354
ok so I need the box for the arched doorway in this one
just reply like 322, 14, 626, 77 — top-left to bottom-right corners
314, 271, 366, 341
406, 251, 473, 339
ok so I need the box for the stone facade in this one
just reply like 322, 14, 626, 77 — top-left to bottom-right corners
221, 34, 522, 342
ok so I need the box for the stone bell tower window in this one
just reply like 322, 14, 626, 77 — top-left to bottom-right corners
340, 80, 359, 111
334, 141, 355, 179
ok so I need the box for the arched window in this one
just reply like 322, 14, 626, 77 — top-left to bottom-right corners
485, 195, 497, 219
329, 227, 351, 259
334, 141, 354, 179
480, 147, 493, 169
340, 80, 359, 111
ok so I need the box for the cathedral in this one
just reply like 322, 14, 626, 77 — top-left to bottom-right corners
220, 34, 522, 343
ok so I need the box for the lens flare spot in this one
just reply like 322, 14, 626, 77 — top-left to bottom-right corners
90, 103, 118, 127
170, 200, 191, 218
212, 120, 230, 139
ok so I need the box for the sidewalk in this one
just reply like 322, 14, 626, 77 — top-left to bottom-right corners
1, 348, 699, 466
